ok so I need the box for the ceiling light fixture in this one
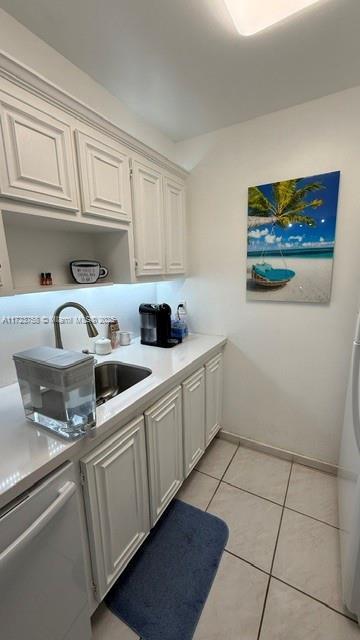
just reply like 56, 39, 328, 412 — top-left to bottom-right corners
223, 0, 324, 36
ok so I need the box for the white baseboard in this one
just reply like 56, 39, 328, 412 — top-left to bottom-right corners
218, 429, 338, 476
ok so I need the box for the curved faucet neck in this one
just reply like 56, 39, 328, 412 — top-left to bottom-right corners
53, 302, 98, 349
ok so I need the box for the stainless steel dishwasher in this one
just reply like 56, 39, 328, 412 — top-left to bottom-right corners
0, 462, 91, 640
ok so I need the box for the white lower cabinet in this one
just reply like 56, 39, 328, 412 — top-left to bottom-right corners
205, 353, 223, 446
79, 351, 224, 602
145, 386, 184, 525
80, 416, 150, 601
183, 367, 205, 477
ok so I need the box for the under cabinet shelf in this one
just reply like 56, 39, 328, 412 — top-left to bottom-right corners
0, 211, 135, 296
13, 281, 115, 296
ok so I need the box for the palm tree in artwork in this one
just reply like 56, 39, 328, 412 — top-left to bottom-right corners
248, 179, 325, 229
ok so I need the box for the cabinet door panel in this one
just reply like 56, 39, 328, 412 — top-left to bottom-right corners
205, 353, 223, 446
75, 130, 132, 221
183, 368, 205, 477
145, 387, 183, 525
0, 214, 14, 296
81, 416, 150, 600
164, 177, 186, 274
0, 93, 78, 211
132, 159, 165, 276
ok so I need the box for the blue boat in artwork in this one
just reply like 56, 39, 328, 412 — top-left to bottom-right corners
252, 263, 296, 287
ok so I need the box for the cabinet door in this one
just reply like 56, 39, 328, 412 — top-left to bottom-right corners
145, 387, 183, 525
0, 214, 14, 296
81, 416, 150, 600
0, 92, 78, 211
183, 367, 205, 477
75, 130, 132, 222
164, 176, 186, 274
132, 159, 165, 276
205, 353, 223, 446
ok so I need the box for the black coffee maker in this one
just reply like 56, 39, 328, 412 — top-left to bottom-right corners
139, 304, 180, 348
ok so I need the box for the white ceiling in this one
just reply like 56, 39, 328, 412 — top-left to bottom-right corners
1, 0, 360, 141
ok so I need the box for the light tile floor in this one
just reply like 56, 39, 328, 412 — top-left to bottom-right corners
91, 439, 360, 639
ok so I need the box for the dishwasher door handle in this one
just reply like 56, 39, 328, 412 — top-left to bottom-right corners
0, 481, 76, 571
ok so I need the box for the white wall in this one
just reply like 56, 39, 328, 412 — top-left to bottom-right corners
0, 283, 157, 387
0, 9, 176, 159
160, 87, 360, 465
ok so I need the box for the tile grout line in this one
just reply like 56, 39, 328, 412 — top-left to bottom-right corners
200, 469, 340, 530
221, 479, 286, 508
219, 435, 338, 477
205, 478, 222, 511
284, 505, 340, 530
205, 443, 240, 513
256, 461, 294, 640
272, 576, 358, 624
220, 442, 240, 479
196, 468, 223, 482
223, 549, 269, 577
270, 461, 294, 573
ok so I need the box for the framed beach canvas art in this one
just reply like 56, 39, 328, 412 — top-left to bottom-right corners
246, 171, 340, 303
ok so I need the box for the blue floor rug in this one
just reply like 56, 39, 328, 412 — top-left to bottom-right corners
105, 499, 229, 640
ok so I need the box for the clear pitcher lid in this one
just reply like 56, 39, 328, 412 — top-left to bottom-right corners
13, 346, 94, 370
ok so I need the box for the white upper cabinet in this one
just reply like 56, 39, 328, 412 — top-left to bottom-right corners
132, 158, 165, 276
205, 353, 223, 446
81, 416, 150, 601
75, 130, 132, 222
0, 73, 188, 293
0, 92, 78, 211
131, 163, 186, 278
164, 176, 186, 274
183, 367, 205, 477
0, 215, 13, 296
145, 386, 183, 525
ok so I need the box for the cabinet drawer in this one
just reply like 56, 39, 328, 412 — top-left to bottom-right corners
0, 92, 78, 211
81, 416, 150, 600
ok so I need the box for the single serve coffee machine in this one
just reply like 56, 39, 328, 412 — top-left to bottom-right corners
139, 303, 180, 348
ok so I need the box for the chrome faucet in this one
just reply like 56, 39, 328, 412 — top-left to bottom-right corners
53, 302, 98, 349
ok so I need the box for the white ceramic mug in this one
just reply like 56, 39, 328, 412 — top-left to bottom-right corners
119, 331, 131, 346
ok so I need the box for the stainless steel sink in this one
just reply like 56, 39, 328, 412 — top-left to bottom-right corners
95, 361, 152, 406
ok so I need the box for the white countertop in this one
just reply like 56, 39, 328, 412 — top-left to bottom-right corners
0, 333, 226, 509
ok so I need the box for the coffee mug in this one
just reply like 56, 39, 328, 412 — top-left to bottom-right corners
70, 260, 109, 284
119, 331, 131, 346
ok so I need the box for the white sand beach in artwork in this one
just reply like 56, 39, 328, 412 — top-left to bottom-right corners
246, 257, 334, 303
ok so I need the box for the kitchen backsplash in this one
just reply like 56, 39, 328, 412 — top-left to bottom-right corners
0, 283, 158, 387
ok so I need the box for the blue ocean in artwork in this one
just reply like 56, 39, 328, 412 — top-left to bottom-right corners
248, 248, 334, 259
247, 171, 340, 259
